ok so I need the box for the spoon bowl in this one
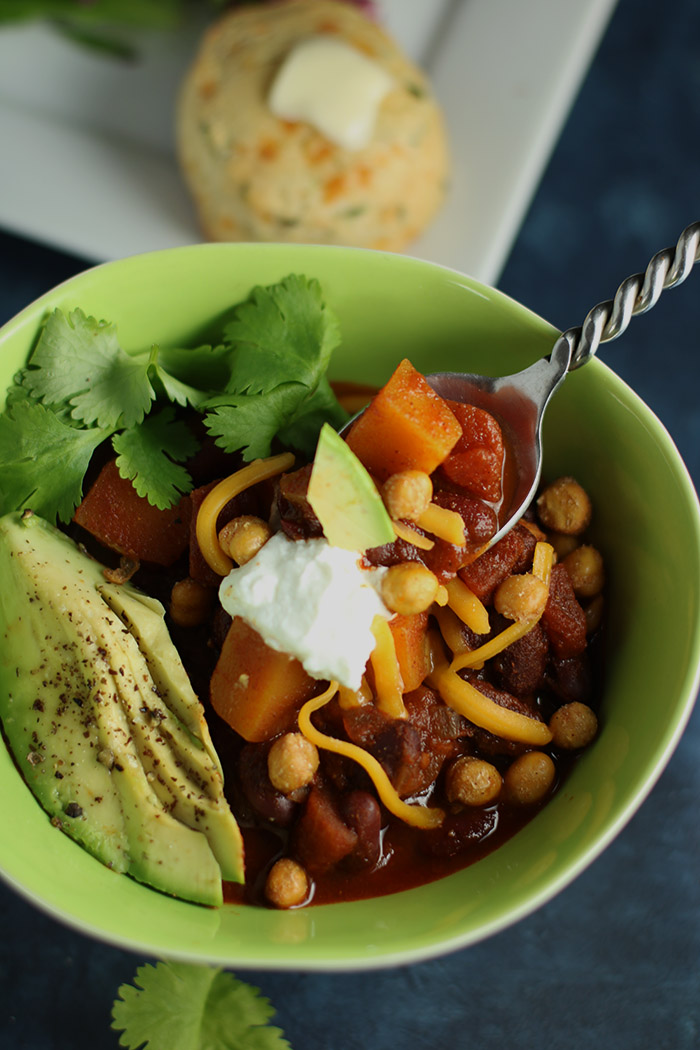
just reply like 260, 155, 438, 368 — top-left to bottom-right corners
426, 221, 700, 549
426, 336, 571, 547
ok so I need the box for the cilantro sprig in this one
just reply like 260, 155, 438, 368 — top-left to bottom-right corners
0, 275, 348, 523
111, 961, 292, 1050
113, 406, 200, 509
0, 399, 111, 523
21, 308, 156, 429
204, 275, 347, 457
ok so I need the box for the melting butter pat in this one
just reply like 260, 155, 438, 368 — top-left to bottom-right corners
268, 36, 395, 150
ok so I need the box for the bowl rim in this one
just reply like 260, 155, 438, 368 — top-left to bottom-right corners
1, 242, 699, 970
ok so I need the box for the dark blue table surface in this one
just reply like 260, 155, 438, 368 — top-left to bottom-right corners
2, 1, 699, 1047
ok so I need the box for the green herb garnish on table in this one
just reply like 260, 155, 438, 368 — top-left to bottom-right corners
112, 961, 293, 1050
0, 2, 228, 59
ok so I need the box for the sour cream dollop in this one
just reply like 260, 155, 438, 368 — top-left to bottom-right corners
218, 533, 391, 690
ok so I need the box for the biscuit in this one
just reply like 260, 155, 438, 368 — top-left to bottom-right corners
177, 0, 450, 250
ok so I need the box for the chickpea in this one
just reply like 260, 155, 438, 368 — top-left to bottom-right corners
537, 477, 592, 535
169, 578, 213, 627
563, 544, 605, 598
549, 702, 598, 750
382, 470, 433, 521
381, 562, 439, 615
585, 593, 605, 634
504, 751, 556, 805
218, 515, 271, 566
265, 857, 309, 909
446, 756, 502, 807
267, 733, 319, 795
494, 573, 549, 621
548, 532, 579, 561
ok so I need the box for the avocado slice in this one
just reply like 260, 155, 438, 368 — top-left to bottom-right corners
0, 511, 244, 904
93, 584, 244, 883
98, 582, 223, 773
307, 423, 395, 551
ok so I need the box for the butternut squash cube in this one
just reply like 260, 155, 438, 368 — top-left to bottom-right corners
345, 359, 462, 480
389, 611, 430, 693
73, 459, 190, 566
210, 617, 319, 742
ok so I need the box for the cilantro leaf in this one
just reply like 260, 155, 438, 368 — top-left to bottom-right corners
223, 275, 340, 395
22, 308, 155, 429
0, 276, 347, 520
112, 407, 198, 509
155, 343, 233, 393
148, 345, 214, 410
206, 276, 347, 460
278, 377, 350, 459
0, 399, 110, 522
111, 961, 292, 1050
205, 384, 308, 460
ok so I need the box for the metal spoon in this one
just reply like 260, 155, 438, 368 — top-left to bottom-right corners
426, 220, 700, 549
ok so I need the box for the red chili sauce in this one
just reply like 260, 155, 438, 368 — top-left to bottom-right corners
73, 367, 604, 910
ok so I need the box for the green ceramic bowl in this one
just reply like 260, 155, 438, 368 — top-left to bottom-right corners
1, 244, 699, 970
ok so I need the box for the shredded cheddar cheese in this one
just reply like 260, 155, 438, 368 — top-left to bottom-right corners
434, 584, 449, 607
449, 618, 537, 671
426, 632, 552, 745
298, 684, 444, 829
392, 519, 435, 551
195, 453, 295, 576
445, 577, 490, 635
532, 540, 554, 587
337, 676, 373, 709
369, 615, 406, 719
449, 541, 554, 673
417, 502, 466, 547
432, 603, 474, 656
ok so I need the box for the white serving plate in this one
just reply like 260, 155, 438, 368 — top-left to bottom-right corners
0, 0, 617, 283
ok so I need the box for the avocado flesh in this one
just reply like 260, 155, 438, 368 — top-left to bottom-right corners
96, 583, 244, 882
308, 422, 395, 551
97, 613, 245, 883
0, 511, 244, 903
98, 582, 223, 775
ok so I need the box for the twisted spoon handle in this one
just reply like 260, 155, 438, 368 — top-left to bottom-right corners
554, 221, 700, 371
